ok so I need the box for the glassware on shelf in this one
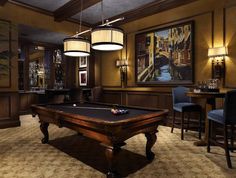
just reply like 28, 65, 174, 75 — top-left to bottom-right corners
207, 79, 219, 90
193, 81, 201, 93
202, 81, 207, 90
54, 80, 64, 90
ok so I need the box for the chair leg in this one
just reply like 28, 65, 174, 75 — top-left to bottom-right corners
171, 110, 176, 133
224, 124, 232, 168
186, 113, 190, 132
198, 111, 202, 140
231, 125, 234, 153
207, 119, 211, 153
181, 112, 184, 140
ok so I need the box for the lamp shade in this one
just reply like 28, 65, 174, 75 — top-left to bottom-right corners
116, 59, 128, 67
91, 26, 124, 51
63, 37, 90, 57
208, 46, 228, 57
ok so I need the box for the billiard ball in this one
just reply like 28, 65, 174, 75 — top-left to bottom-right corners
73, 104, 77, 107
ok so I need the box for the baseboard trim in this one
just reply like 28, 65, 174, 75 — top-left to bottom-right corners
0, 119, 21, 129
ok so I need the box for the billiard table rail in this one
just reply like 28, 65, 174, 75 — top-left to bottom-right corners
31, 101, 168, 125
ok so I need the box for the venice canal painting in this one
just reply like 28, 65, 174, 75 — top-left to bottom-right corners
136, 21, 194, 84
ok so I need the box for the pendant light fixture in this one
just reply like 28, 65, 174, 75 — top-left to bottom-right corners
63, 37, 90, 57
91, 0, 124, 51
63, 0, 90, 57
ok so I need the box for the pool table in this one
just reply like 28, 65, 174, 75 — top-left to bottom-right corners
31, 102, 168, 177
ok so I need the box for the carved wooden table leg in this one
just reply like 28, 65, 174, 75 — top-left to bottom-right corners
40, 122, 49, 144
105, 146, 120, 178
145, 131, 157, 161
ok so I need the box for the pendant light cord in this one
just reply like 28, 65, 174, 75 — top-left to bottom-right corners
101, 0, 104, 24
72, 0, 124, 37
79, 0, 83, 33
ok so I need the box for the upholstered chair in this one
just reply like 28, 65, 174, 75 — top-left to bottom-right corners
207, 90, 236, 168
171, 86, 203, 140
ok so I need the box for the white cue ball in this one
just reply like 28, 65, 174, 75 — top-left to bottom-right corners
73, 104, 77, 107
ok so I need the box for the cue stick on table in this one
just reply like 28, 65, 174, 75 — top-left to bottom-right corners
64, 106, 112, 110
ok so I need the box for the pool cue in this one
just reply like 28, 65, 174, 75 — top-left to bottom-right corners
64, 106, 111, 110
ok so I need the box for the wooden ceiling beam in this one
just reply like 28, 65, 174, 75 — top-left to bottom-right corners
8, 0, 92, 27
67, 18, 92, 28
9, 0, 52, 16
0, 0, 8, 6
93, 0, 198, 27
54, 0, 101, 22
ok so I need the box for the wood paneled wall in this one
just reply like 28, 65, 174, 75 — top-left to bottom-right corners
0, 92, 20, 128
102, 88, 224, 126
19, 92, 38, 114
102, 89, 173, 108
93, 0, 235, 129
0, 20, 20, 129
95, 0, 236, 91
102, 89, 173, 124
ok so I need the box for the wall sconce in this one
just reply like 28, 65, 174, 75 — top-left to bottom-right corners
116, 59, 128, 86
208, 46, 228, 79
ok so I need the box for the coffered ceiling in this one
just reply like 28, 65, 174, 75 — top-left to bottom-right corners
8, 0, 197, 27
11, 0, 71, 11
18, 24, 68, 45
71, 0, 156, 24
3, 0, 198, 45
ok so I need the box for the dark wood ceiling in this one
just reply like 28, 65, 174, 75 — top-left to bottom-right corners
0, 0, 8, 6
5, 0, 198, 45
94, 0, 198, 26
54, 0, 101, 22
6, 0, 198, 28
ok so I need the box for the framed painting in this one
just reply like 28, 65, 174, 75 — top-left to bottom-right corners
0, 20, 11, 87
79, 57, 87, 68
79, 71, 87, 86
135, 21, 194, 85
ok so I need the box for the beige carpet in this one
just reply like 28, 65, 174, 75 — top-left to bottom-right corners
0, 115, 235, 178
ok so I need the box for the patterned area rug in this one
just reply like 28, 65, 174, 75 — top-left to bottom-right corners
0, 115, 235, 178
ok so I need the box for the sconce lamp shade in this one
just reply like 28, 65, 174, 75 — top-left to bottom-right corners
63, 37, 90, 57
116, 59, 128, 67
91, 26, 124, 51
208, 46, 228, 57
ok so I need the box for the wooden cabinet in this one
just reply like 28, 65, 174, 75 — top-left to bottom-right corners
18, 46, 77, 90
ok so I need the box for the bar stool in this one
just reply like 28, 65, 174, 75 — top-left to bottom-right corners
207, 90, 236, 168
171, 86, 203, 140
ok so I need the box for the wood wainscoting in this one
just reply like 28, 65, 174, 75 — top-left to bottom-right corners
101, 87, 224, 128
101, 88, 173, 125
0, 91, 20, 129
19, 92, 40, 114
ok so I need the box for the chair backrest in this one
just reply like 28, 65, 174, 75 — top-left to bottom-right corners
224, 90, 236, 124
172, 86, 191, 105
